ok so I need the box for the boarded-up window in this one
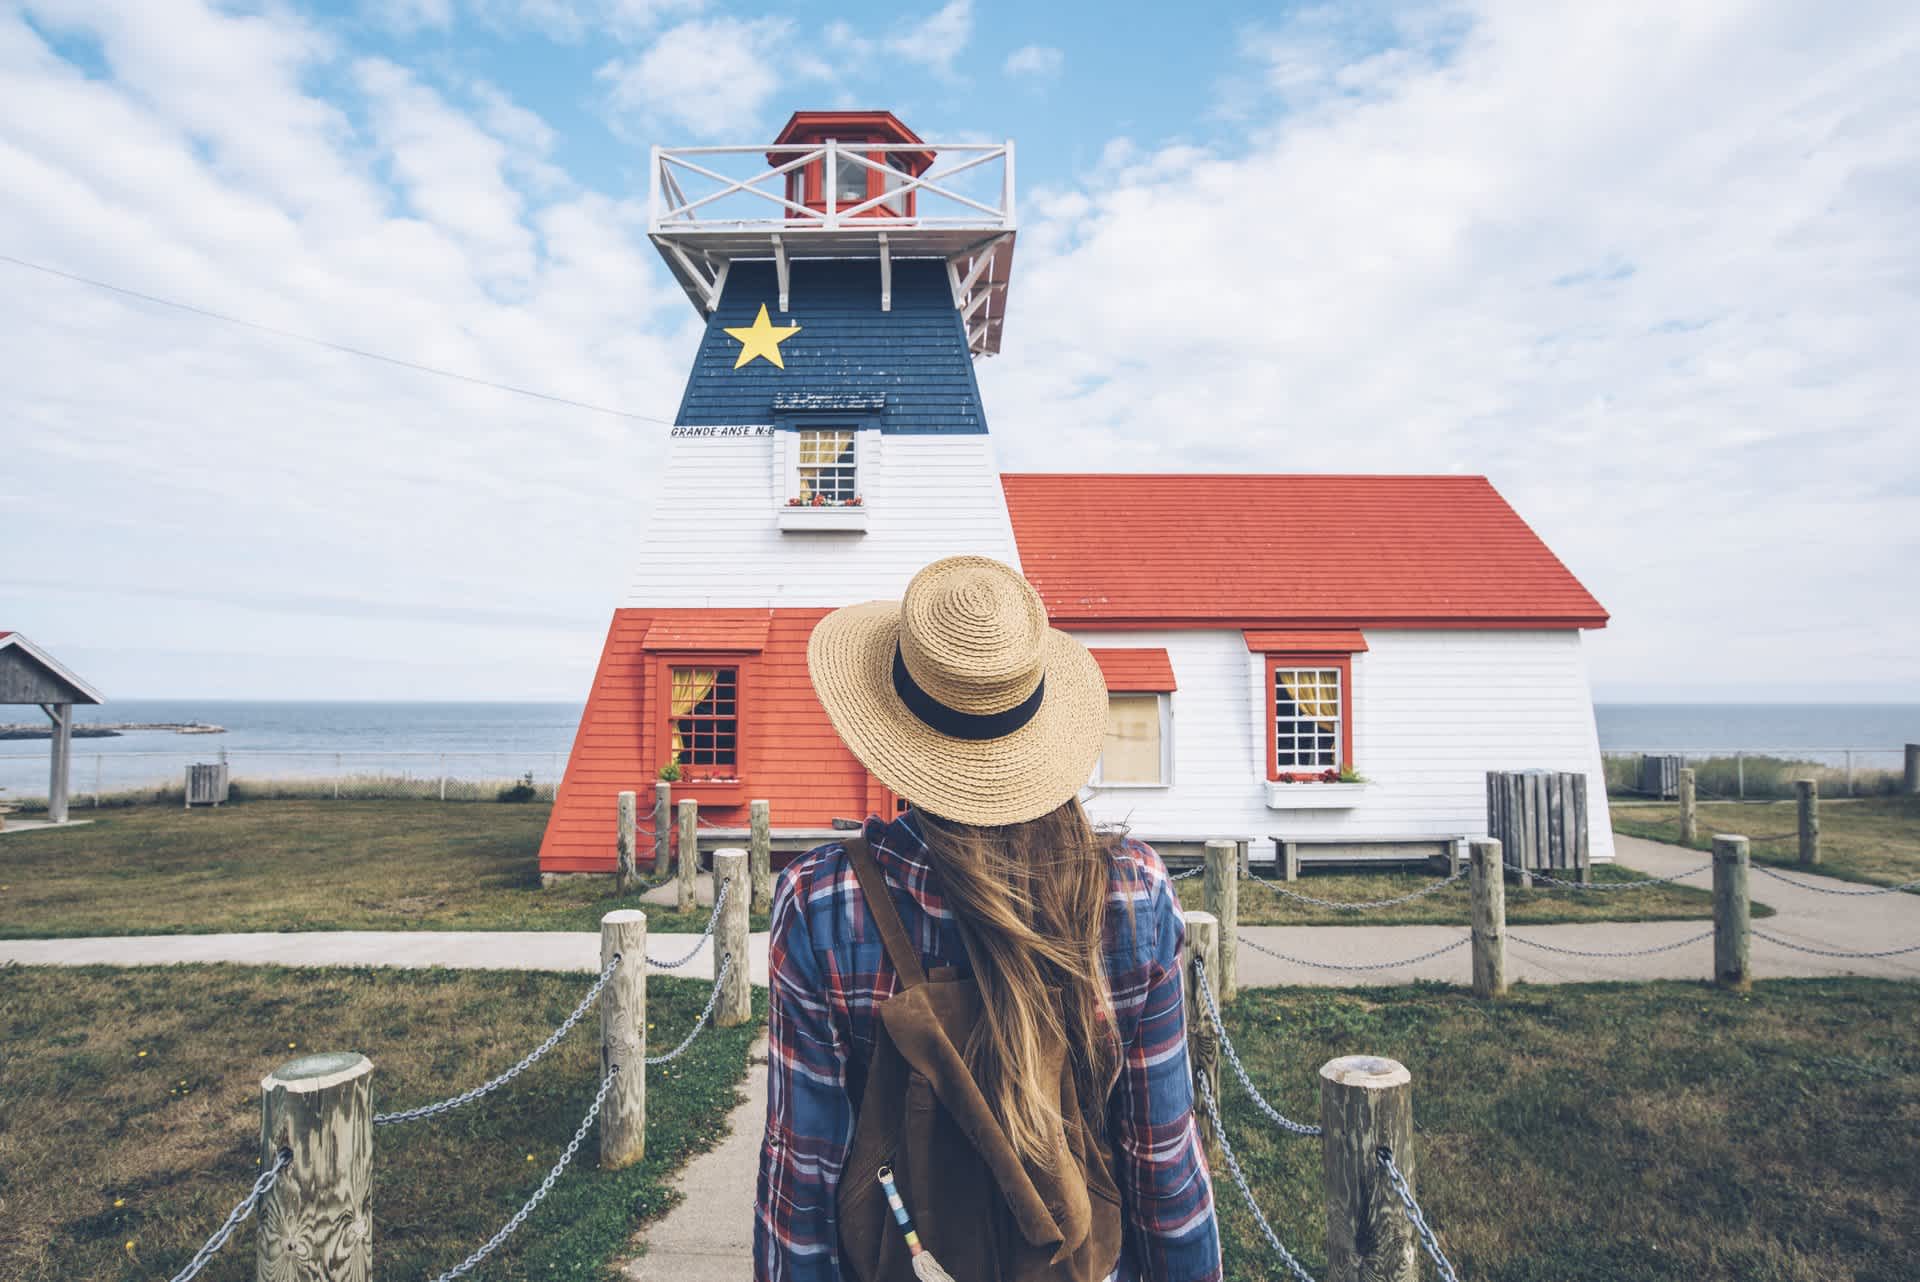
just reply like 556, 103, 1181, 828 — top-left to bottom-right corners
1098, 693, 1165, 785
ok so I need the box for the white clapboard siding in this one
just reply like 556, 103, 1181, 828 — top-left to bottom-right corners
1072, 628, 1615, 863
625, 432, 1022, 607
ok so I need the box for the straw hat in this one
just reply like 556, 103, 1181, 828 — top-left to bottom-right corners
808, 556, 1109, 827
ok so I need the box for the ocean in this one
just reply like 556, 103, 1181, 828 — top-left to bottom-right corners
2, 699, 1916, 800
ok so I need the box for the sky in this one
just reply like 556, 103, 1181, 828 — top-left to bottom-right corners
1, 0, 1916, 704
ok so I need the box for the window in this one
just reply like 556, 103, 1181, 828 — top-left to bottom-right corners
1271, 666, 1343, 773
796, 429, 857, 504
834, 153, 868, 205
1094, 692, 1170, 787
669, 666, 738, 778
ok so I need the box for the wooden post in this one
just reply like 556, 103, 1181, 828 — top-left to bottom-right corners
1281, 838, 1300, 882
600, 909, 647, 1168
1678, 767, 1697, 844
1795, 778, 1820, 866
1179, 911, 1221, 1167
749, 800, 773, 914
616, 790, 638, 894
677, 799, 698, 914
1712, 835, 1750, 991
713, 850, 753, 1028
1905, 743, 1919, 795
653, 782, 671, 876
1469, 838, 1507, 999
1237, 839, 1251, 879
1319, 1055, 1417, 1282
256, 1052, 374, 1282
1202, 840, 1239, 1004
45, 702, 72, 824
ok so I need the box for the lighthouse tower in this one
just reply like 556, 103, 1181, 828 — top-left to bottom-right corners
539, 112, 1023, 873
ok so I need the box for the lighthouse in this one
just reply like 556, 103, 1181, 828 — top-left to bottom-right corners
539, 113, 1026, 872
542, 110, 1617, 881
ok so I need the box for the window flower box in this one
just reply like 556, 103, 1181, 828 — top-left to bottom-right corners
677, 777, 747, 806
779, 503, 868, 532
1265, 780, 1368, 810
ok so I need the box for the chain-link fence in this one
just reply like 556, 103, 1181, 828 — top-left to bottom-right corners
1602, 747, 1909, 800
0, 748, 568, 809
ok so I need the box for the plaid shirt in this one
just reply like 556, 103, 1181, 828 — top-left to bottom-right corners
754, 810, 1221, 1282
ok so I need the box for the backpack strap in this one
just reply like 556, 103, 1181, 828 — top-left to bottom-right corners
845, 832, 928, 990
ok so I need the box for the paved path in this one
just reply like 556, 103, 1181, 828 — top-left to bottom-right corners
3, 837, 1915, 986
1233, 835, 1920, 986
621, 1037, 769, 1282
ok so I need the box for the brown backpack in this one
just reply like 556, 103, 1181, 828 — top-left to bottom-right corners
836, 835, 1125, 1282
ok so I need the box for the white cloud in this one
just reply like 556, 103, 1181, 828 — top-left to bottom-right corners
885, 0, 971, 77
368, 0, 453, 33
1003, 43, 1062, 79
982, 0, 1920, 695
1, 0, 693, 699
597, 16, 791, 139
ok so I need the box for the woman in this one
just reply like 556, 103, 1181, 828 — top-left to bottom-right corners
754, 556, 1220, 1282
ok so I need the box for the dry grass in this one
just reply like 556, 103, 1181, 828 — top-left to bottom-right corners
1178, 860, 1750, 927
1214, 979, 1920, 1282
0, 799, 766, 939
0, 963, 762, 1282
1614, 794, 1920, 888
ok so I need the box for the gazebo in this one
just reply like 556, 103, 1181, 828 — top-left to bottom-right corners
0, 632, 103, 824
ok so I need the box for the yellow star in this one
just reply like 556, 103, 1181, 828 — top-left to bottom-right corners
723, 303, 801, 370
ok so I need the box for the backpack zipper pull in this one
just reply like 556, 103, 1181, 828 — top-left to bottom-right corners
876, 1164, 957, 1282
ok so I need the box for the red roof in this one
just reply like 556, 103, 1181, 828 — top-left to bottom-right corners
642, 611, 773, 651
1088, 648, 1177, 691
1243, 630, 1368, 653
1002, 475, 1607, 628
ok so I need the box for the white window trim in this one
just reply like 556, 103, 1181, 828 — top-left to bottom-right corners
1270, 665, 1342, 773
1091, 691, 1174, 789
776, 428, 876, 532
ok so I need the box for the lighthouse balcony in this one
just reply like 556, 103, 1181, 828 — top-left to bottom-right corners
650, 137, 1015, 356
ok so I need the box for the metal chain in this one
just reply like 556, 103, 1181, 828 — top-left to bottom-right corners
375, 954, 622, 1126
1506, 929, 1712, 959
1242, 868, 1465, 911
166, 1149, 290, 1282
1195, 1074, 1320, 1282
1378, 1148, 1462, 1282
1751, 864, 1920, 896
1750, 928, 1920, 960
1507, 862, 1711, 891
650, 876, 733, 970
647, 952, 736, 1065
1239, 932, 1470, 972
1193, 958, 1320, 1136
429, 1065, 619, 1282
1168, 865, 1205, 881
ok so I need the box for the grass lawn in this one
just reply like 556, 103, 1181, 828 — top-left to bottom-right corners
1178, 860, 1758, 927
0, 963, 763, 1282
0, 800, 770, 939
1614, 794, 1920, 889
1213, 979, 1920, 1282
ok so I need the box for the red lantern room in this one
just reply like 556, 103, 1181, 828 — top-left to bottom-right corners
770, 110, 936, 219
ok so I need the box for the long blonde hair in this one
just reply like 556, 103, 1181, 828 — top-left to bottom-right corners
914, 798, 1119, 1167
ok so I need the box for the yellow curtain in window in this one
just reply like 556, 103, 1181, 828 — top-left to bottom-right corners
1278, 670, 1340, 731
669, 668, 717, 761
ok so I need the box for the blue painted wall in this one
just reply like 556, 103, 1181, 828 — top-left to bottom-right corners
673, 259, 988, 434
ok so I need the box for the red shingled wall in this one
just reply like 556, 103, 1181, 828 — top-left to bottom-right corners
538, 607, 874, 874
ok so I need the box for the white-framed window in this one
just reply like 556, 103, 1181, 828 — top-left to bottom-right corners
1093, 692, 1172, 787
795, 428, 858, 504
1272, 666, 1341, 771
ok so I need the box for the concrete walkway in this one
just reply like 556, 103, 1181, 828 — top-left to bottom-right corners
3, 836, 1915, 984
1234, 834, 1920, 986
622, 1036, 769, 1282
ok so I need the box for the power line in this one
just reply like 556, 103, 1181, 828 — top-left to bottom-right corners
0, 253, 674, 426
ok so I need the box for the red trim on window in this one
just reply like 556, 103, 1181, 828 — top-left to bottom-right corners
1242, 629, 1367, 653
656, 654, 750, 786
1263, 653, 1354, 781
